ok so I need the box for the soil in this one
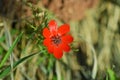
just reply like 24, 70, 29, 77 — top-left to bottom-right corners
0, 0, 99, 22
42, 0, 99, 22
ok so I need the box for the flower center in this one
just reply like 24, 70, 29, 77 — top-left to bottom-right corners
51, 35, 61, 46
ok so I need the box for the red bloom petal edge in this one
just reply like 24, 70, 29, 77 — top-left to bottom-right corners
53, 47, 63, 59
48, 20, 57, 32
43, 28, 51, 38
58, 24, 70, 35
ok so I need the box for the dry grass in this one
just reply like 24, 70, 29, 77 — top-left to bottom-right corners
0, 0, 120, 80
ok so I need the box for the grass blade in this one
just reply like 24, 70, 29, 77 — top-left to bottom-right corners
0, 52, 40, 79
107, 68, 116, 80
0, 32, 23, 68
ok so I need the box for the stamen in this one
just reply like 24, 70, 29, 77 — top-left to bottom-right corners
51, 35, 61, 46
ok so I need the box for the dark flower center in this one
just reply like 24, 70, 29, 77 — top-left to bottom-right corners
51, 35, 61, 46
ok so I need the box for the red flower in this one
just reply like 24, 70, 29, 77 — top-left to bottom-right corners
43, 20, 73, 59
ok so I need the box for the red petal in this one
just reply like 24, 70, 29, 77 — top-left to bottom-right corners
48, 20, 57, 32
59, 42, 70, 52
43, 39, 51, 46
58, 24, 70, 35
62, 35, 73, 43
53, 47, 63, 59
47, 44, 54, 53
43, 28, 51, 38
44, 39, 54, 53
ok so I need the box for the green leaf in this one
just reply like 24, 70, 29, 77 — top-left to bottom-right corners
0, 47, 3, 55
0, 32, 23, 68
107, 68, 116, 80
0, 36, 5, 42
0, 52, 40, 79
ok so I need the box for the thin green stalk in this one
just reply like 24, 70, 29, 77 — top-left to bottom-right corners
0, 51, 41, 79
0, 32, 23, 68
4, 20, 14, 80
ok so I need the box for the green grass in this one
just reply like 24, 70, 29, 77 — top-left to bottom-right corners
0, 51, 41, 79
0, 32, 23, 68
